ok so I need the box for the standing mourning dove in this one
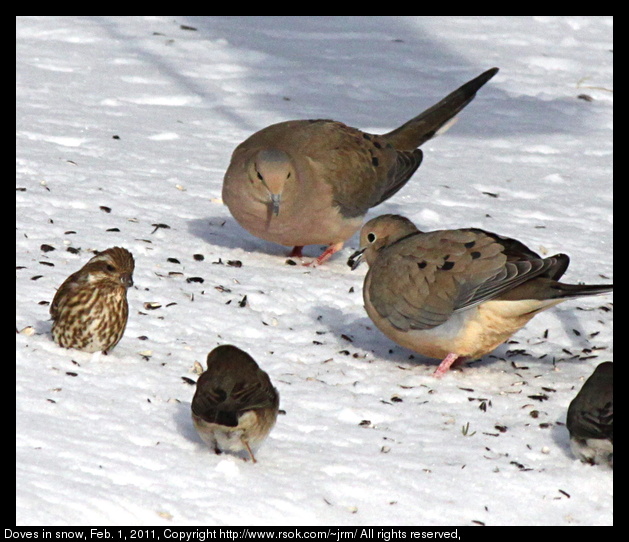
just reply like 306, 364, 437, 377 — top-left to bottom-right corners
567, 362, 613, 467
191, 345, 279, 463
222, 68, 499, 265
348, 215, 613, 377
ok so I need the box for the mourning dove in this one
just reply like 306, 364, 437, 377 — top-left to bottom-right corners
567, 362, 613, 467
348, 215, 613, 377
191, 345, 279, 463
222, 68, 499, 265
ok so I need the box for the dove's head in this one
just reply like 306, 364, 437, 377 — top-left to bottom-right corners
247, 149, 295, 218
348, 214, 420, 269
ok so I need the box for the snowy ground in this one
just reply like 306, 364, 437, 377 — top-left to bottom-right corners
16, 16, 613, 526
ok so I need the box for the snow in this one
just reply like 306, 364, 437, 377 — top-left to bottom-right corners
16, 16, 613, 526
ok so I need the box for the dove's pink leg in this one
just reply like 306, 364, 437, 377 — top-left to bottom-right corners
288, 246, 304, 258
433, 353, 464, 378
289, 243, 343, 266
306, 242, 344, 267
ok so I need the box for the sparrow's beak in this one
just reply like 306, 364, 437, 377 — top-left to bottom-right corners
347, 248, 365, 270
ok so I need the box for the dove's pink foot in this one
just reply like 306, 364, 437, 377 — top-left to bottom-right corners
305, 242, 344, 267
433, 353, 466, 378
288, 243, 343, 266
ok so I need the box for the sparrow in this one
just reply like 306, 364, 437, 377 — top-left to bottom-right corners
50, 246, 134, 353
191, 345, 279, 462
567, 362, 613, 467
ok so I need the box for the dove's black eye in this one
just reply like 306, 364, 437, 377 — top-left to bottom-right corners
367, 233, 376, 243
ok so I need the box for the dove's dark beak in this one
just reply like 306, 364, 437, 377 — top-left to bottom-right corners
270, 193, 281, 216
347, 248, 365, 270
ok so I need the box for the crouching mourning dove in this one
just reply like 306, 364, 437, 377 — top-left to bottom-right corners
222, 68, 499, 265
567, 362, 613, 467
191, 345, 279, 462
348, 215, 613, 377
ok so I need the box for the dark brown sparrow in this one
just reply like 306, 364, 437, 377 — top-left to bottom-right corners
567, 362, 613, 467
191, 345, 279, 463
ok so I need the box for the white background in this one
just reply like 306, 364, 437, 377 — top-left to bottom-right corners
16, 16, 612, 525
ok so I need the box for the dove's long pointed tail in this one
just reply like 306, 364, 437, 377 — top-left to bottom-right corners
551, 282, 613, 300
382, 67, 499, 150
